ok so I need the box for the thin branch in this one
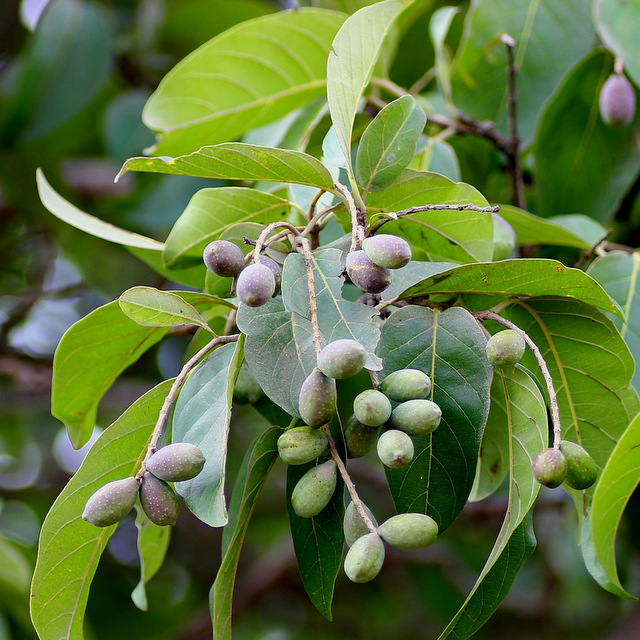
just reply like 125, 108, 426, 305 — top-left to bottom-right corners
474, 310, 562, 448
136, 334, 239, 479
298, 237, 323, 357
335, 181, 365, 251
252, 221, 301, 263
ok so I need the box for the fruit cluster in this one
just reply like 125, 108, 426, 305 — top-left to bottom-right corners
82, 443, 205, 527
532, 441, 598, 490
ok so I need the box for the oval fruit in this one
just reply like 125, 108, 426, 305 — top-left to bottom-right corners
140, 472, 180, 526
82, 477, 140, 527
561, 440, 598, 490
277, 426, 328, 465
377, 430, 414, 469
344, 415, 379, 459
345, 250, 392, 294
599, 73, 636, 128
317, 339, 366, 379
203, 240, 245, 277
390, 399, 441, 436
291, 459, 337, 518
377, 513, 438, 549
353, 389, 392, 427
485, 330, 526, 368
236, 263, 276, 307
298, 368, 337, 428
380, 368, 432, 402
362, 234, 412, 269
146, 443, 205, 482
344, 532, 385, 583
532, 447, 568, 488
343, 500, 378, 547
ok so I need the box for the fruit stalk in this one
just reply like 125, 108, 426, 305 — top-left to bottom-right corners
300, 236, 323, 357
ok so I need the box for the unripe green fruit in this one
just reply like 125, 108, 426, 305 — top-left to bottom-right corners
353, 389, 392, 427
345, 250, 392, 294
561, 440, 599, 490
377, 513, 438, 549
380, 368, 432, 402
485, 330, 526, 368
233, 364, 263, 404
203, 240, 245, 277
291, 459, 337, 518
377, 430, 414, 469
362, 234, 412, 269
390, 399, 442, 436
236, 263, 276, 307
146, 443, 205, 482
277, 426, 328, 465
344, 532, 385, 583
344, 415, 379, 458
317, 339, 366, 379
82, 477, 140, 527
599, 73, 636, 128
140, 472, 180, 526
343, 500, 378, 547
298, 368, 337, 428
532, 447, 568, 488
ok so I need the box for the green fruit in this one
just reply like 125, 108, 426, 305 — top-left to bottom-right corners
277, 426, 328, 465
345, 250, 392, 294
599, 73, 636, 128
344, 532, 385, 583
298, 368, 337, 428
317, 339, 366, 379
362, 234, 412, 269
390, 399, 441, 436
82, 477, 140, 527
291, 460, 337, 518
203, 240, 245, 277
377, 430, 414, 469
377, 513, 438, 549
380, 368, 432, 402
353, 389, 392, 427
146, 443, 205, 482
236, 263, 276, 307
485, 330, 526, 368
561, 440, 599, 490
233, 364, 263, 404
344, 415, 379, 459
343, 500, 378, 547
140, 472, 180, 526
532, 447, 567, 488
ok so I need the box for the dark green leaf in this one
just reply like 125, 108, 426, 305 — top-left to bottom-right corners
119, 144, 337, 192
236, 298, 317, 417
211, 426, 281, 640
534, 52, 640, 221
52, 302, 168, 448
356, 95, 426, 193
142, 10, 346, 155
172, 340, 244, 527
31, 381, 172, 640
377, 305, 493, 530
281, 248, 382, 370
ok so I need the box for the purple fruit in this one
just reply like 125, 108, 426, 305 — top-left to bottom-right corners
599, 73, 636, 128
345, 250, 392, 294
140, 472, 180, 526
82, 477, 140, 527
362, 234, 412, 269
203, 240, 245, 277
236, 263, 276, 307
146, 443, 205, 482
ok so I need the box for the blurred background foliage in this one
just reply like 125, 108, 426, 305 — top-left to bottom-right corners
2, 1, 640, 639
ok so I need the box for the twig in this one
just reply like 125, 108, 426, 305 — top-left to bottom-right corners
135, 334, 239, 479
335, 181, 365, 251
368, 203, 500, 234
324, 426, 378, 534
574, 229, 613, 269
474, 310, 562, 448
501, 34, 525, 209
298, 237, 323, 357
252, 221, 301, 263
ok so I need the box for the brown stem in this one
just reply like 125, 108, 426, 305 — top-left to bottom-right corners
253, 221, 301, 263
298, 237, 323, 357
335, 181, 365, 251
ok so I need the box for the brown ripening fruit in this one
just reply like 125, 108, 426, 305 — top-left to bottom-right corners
236, 263, 276, 307
345, 250, 392, 294
532, 447, 567, 488
203, 240, 245, 277
140, 472, 180, 526
146, 443, 205, 482
82, 477, 140, 527
362, 234, 412, 269
599, 73, 636, 128
298, 368, 337, 428
317, 339, 366, 379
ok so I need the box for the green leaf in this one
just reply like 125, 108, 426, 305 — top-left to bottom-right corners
498, 206, 606, 249
30, 381, 172, 640
131, 508, 171, 611
454, 366, 546, 607
355, 95, 426, 193
593, 0, 640, 87
142, 10, 346, 155
380, 261, 458, 303
377, 305, 493, 530
36, 169, 163, 251
281, 248, 383, 370
534, 52, 640, 221
327, 0, 409, 172
357, 170, 494, 263
52, 302, 168, 448
450, 0, 595, 146
397, 259, 621, 317
119, 287, 214, 332
438, 512, 537, 639
172, 339, 244, 527
211, 426, 281, 640
0, 536, 30, 596
163, 186, 290, 269
236, 298, 317, 417
119, 143, 337, 192
591, 411, 640, 599
429, 7, 460, 102
587, 251, 640, 392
